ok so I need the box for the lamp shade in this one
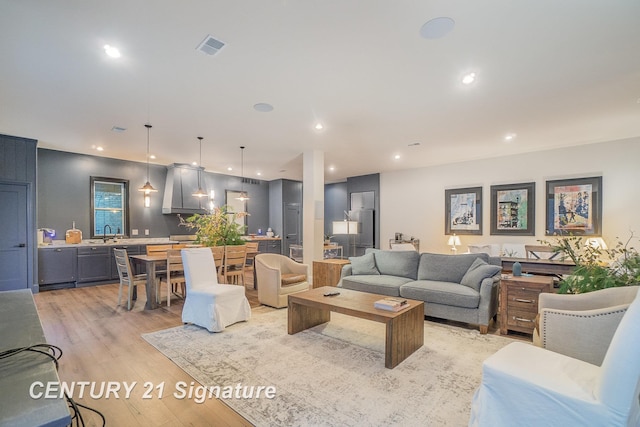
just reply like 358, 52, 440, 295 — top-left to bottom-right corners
586, 237, 607, 250
332, 220, 358, 235
447, 235, 461, 246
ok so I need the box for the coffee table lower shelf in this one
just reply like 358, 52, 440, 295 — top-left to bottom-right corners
288, 286, 424, 369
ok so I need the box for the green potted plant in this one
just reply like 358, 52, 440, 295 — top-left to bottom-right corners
178, 205, 247, 246
541, 232, 640, 293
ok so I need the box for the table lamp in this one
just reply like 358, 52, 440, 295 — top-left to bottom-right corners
447, 234, 461, 254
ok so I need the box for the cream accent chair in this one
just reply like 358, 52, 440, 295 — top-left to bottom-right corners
469, 289, 640, 426
181, 248, 251, 332
255, 254, 310, 308
533, 285, 639, 365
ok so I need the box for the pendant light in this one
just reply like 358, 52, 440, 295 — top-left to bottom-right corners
236, 146, 249, 201
138, 123, 157, 194
192, 136, 208, 198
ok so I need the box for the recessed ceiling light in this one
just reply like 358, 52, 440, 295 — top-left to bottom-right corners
149, 154, 156, 160
314, 123, 324, 131
328, 166, 335, 172
103, 44, 121, 58
253, 103, 274, 112
504, 133, 517, 142
192, 161, 198, 166
227, 167, 233, 171
96, 146, 104, 152
420, 17, 455, 39
394, 154, 401, 160
462, 72, 476, 85
256, 172, 262, 176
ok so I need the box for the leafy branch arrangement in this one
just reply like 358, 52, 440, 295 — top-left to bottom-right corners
541, 231, 640, 294
178, 205, 247, 246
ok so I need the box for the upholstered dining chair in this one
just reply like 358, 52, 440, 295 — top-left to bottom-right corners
159, 249, 186, 307
222, 245, 247, 286
469, 289, 640, 426
181, 248, 251, 332
533, 285, 640, 365
114, 248, 151, 310
255, 253, 310, 308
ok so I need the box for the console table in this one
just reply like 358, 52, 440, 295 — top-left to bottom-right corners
501, 257, 575, 277
0, 290, 71, 426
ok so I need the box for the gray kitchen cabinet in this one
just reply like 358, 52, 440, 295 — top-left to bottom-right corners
38, 247, 77, 287
77, 246, 111, 284
258, 239, 282, 254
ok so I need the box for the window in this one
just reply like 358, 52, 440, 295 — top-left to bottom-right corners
91, 177, 129, 237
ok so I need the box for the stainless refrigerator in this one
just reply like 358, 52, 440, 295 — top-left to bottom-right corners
349, 209, 374, 256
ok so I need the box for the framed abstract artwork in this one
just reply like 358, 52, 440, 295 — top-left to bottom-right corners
445, 186, 482, 235
490, 182, 535, 236
545, 176, 602, 236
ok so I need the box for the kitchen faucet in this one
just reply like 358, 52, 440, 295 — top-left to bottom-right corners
103, 224, 112, 243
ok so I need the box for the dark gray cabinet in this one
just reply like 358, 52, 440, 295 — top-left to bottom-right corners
77, 246, 111, 284
38, 247, 77, 286
258, 239, 281, 254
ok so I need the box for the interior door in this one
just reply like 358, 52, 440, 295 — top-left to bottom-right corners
283, 202, 300, 257
0, 183, 29, 290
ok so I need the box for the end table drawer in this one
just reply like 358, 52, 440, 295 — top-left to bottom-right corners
506, 308, 537, 328
507, 288, 541, 312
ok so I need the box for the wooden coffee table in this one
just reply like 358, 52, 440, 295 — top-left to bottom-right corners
288, 286, 424, 368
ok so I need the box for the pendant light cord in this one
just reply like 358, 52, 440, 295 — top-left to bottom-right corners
145, 124, 152, 182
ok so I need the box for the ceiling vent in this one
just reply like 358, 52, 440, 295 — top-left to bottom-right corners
196, 34, 225, 56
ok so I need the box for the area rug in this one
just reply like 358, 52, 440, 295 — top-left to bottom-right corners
142, 310, 516, 426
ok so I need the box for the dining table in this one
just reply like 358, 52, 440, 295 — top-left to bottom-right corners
128, 254, 166, 310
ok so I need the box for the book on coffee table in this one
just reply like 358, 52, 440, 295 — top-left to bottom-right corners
374, 297, 409, 312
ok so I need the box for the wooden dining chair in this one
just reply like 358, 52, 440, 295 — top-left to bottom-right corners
114, 248, 150, 310
159, 249, 186, 307
525, 245, 562, 260
146, 244, 172, 278
210, 246, 225, 283
244, 242, 259, 271
223, 245, 247, 286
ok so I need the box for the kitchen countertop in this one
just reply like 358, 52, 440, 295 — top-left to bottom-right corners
38, 237, 177, 248
38, 235, 281, 248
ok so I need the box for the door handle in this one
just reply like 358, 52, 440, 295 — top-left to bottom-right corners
16, 243, 26, 248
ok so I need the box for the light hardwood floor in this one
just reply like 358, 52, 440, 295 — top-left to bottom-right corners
33, 278, 264, 427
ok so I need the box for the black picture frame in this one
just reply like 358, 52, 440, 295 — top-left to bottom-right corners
545, 176, 602, 236
490, 182, 535, 236
445, 186, 482, 235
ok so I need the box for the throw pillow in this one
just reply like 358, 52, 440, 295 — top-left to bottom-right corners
349, 252, 380, 275
460, 257, 502, 292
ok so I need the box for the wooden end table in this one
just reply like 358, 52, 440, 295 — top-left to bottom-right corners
312, 259, 350, 288
500, 275, 554, 335
288, 287, 424, 368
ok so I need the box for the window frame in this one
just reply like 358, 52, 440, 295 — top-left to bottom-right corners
90, 176, 130, 238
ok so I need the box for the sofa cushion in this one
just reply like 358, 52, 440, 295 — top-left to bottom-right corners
460, 258, 502, 292
368, 249, 421, 280
349, 252, 379, 275
340, 275, 410, 297
400, 280, 480, 309
417, 252, 489, 283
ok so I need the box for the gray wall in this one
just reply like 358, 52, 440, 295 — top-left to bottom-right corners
37, 149, 270, 239
324, 182, 349, 250
347, 174, 380, 249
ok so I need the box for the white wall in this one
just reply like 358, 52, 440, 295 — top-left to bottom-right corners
380, 137, 640, 253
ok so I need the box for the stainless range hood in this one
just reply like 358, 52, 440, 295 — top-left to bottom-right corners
162, 163, 208, 215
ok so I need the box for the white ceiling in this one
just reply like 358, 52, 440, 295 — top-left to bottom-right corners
1, 1, 639, 183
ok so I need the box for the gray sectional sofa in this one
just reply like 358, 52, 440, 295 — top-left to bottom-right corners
338, 249, 502, 333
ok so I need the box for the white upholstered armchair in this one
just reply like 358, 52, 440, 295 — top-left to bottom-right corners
533, 285, 639, 365
255, 254, 310, 308
469, 289, 640, 426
